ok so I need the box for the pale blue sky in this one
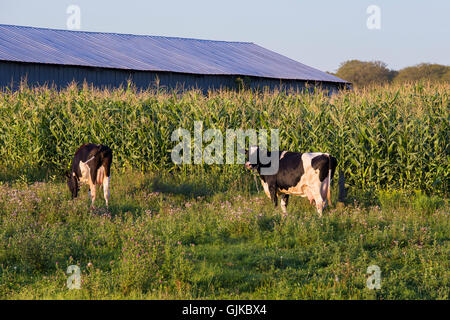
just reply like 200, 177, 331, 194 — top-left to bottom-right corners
0, 0, 448, 73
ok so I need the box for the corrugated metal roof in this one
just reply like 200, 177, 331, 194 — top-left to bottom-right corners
0, 24, 347, 83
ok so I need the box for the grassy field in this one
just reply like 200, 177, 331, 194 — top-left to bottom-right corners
0, 83, 448, 299
0, 170, 448, 299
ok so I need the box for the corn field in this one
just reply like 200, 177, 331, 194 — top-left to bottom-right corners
0, 82, 448, 196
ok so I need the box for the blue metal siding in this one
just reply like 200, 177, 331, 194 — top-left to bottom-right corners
0, 60, 345, 93
0, 24, 347, 84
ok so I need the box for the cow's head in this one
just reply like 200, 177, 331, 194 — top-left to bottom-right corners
65, 171, 79, 199
244, 146, 260, 171
244, 146, 280, 175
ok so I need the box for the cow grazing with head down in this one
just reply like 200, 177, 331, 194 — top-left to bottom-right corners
66, 143, 113, 208
244, 146, 337, 216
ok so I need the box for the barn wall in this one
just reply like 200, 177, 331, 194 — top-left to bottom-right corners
0, 61, 343, 93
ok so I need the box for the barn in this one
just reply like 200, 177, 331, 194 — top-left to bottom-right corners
0, 24, 349, 93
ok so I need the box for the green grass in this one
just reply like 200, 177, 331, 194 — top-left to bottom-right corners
0, 171, 448, 299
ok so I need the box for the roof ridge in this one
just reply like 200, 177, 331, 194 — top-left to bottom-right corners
0, 23, 254, 44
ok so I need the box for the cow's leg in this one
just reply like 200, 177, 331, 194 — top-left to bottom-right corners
88, 165, 100, 209
305, 187, 315, 205
89, 185, 96, 208
308, 182, 323, 217
260, 179, 271, 199
103, 175, 110, 207
269, 185, 278, 208
88, 178, 96, 209
320, 177, 329, 209
280, 194, 289, 215
313, 190, 324, 217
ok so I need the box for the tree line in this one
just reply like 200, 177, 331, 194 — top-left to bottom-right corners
330, 60, 450, 87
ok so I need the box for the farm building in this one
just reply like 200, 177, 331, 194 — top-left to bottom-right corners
0, 24, 349, 93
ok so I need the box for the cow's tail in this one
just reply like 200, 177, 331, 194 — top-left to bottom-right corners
327, 154, 332, 207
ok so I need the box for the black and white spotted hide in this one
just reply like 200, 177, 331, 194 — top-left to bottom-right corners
66, 143, 113, 208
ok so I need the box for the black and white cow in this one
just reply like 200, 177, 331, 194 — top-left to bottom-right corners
245, 146, 337, 216
66, 143, 113, 208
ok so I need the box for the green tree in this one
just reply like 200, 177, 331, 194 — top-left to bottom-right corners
335, 60, 396, 87
394, 63, 450, 83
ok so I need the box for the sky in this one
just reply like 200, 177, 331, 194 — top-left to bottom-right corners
0, 0, 449, 73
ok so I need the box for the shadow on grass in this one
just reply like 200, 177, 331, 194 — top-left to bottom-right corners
0, 167, 62, 184
150, 176, 213, 198
138, 174, 253, 199
107, 203, 144, 217
192, 242, 309, 296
